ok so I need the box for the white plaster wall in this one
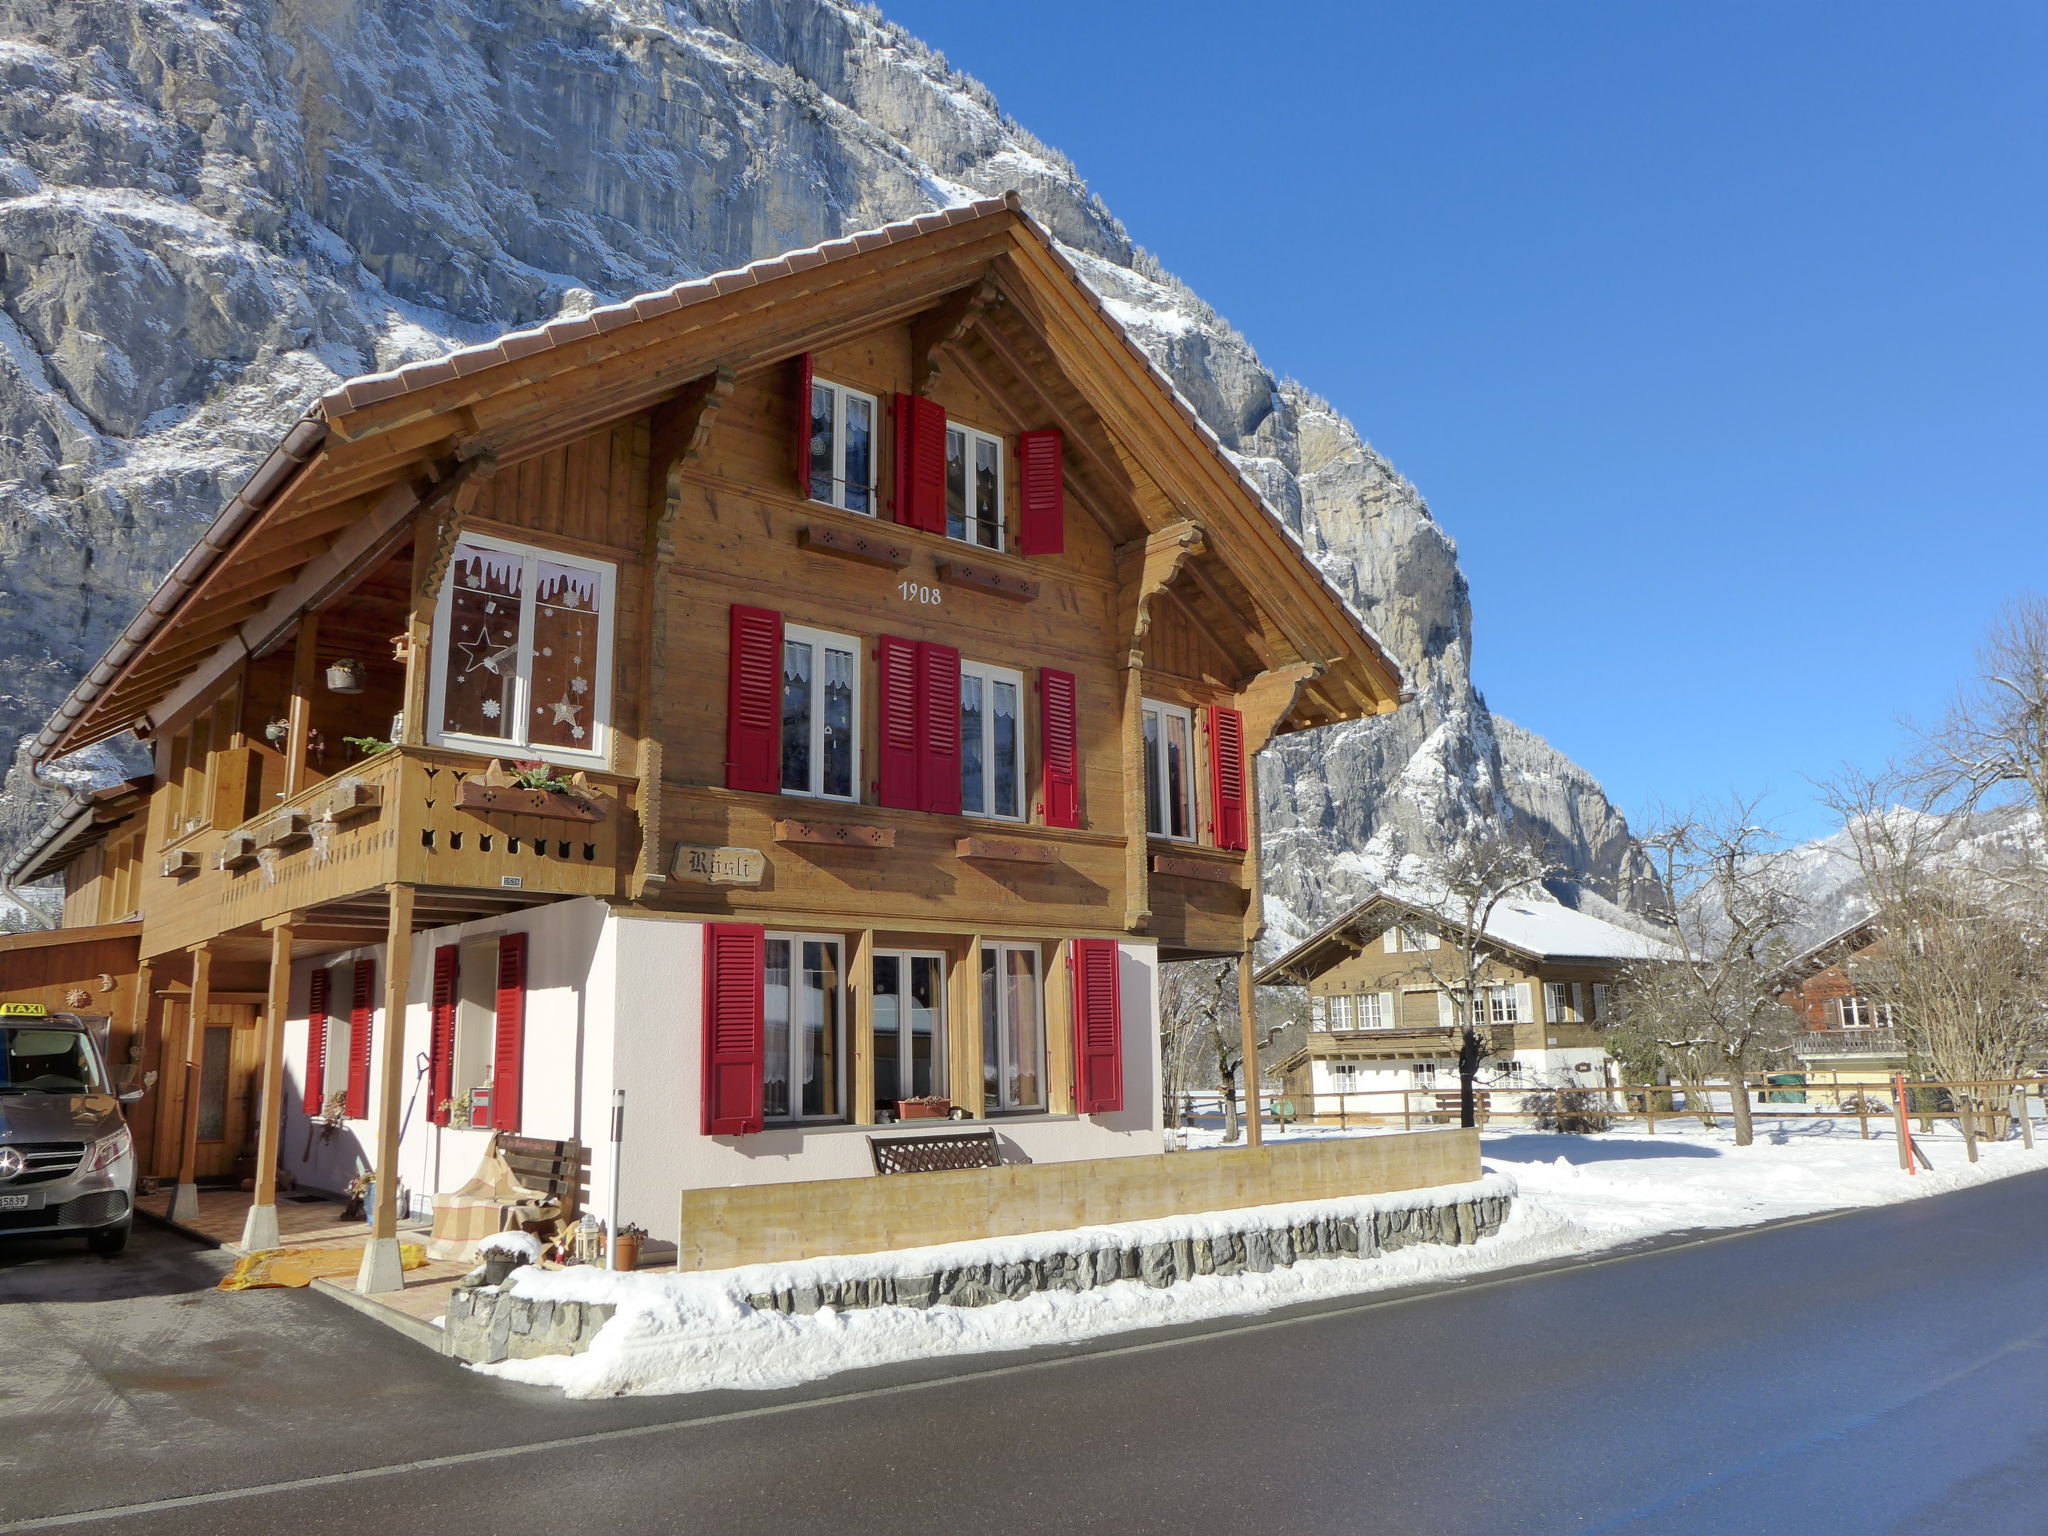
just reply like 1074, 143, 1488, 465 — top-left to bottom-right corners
276, 897, 608, 1217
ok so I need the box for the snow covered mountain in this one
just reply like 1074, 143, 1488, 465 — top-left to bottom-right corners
0, 0, 1656, 928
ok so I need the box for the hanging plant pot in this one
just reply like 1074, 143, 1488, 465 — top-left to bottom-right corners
325, 658, 366, 694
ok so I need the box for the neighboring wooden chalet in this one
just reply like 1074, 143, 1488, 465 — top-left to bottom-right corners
6, 195, 1406, 1286
1258, 892, 1676, 1113
1770, 918, 1907, 1085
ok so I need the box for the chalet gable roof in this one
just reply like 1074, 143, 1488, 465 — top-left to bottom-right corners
1257, 890, 1680, 984
34, 193, 1407, 762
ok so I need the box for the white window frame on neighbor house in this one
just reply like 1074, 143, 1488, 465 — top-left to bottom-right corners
1481, 985, 1524, 1024
780, 623, 861, 802
1544, 982, 1579, 1023
1329, 1062, 1362, 1092
960, 660, 1025, 821
1142, 699, 1197, 841
429, 532, 617, 768
807, 377, 878, 515
980, 941, 1046, 1115
1833, 994, 1892, 1030
1355, 992, 1389, 1029
763, 932, 848, 1124
1386, 924, 1441, 953
946, 421, 1005, 550
1327, 993, 1355, 1030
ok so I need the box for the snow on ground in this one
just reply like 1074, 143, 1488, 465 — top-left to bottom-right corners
475, 1119, 2048, 1400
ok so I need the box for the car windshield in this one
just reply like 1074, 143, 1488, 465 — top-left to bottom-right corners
0, 1025, 108, 1094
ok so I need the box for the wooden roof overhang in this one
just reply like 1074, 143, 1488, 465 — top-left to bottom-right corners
1255, 895, 1517, 986
5, 780, 152, 886
39, 194, 1407, 763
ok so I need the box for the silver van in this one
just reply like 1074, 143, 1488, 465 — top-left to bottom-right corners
0, 1004, 139, 1254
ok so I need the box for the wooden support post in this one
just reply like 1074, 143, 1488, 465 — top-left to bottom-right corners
851, 929, 876, 1126
1238, 951, 1263, 1149
357, 883, 415, 1294
951, 935, 986, 1118
169, 944, 213, 1223
285, 613, 319, 799
240, 920, 296, 1252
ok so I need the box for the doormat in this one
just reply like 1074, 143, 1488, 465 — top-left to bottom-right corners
218, 1243, 427, 1290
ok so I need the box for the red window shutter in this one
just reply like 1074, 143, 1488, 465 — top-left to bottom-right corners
345, 959, 374, 1121
1016, 429, 1066, 555
892, 393, 946, 532
1071, 939, 1124, 1114
917, 641, 962, 815
725, 605, 783, 793
794, 353, 815, 499
876, 634, 920, 810
1208, 706, 1249, 851
302, 967, 330, 1117
428, 946, 459, 1126
703, 923, 766, 1136
1039, 668, 1080, 828
492, 933, 527, 1134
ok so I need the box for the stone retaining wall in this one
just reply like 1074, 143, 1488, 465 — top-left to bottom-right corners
443, 1184, 1510, 1365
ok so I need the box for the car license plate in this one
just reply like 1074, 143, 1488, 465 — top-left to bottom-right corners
0, 1192, 40, 1211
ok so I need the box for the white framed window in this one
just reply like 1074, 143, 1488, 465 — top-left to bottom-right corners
946, 423, 1004, 550
452, 938, 500, 1106
980, 942, 1045, 1113
808, 378, 877, 515
780, 624, 859, 800
873, 950, 945, 1109
1327, 994, 1355, 1030
1544, 982, 1579, 1023
1142, 699, 1197, 841
1412, 1062, 1438, 1087
1481, 985, 1523, 1024
1833, 995, 1888, 1030
764, 933, 846, 1122
432, 535, 616, 767
1356, 992, 1389, 1029
1386, 924, 1442, 953
1330, 1063, 1361, 1091
960, 660, 1024, 821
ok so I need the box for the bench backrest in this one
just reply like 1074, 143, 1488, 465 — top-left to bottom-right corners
868, 1129, 1003, 1175
499, 1135, 588, 1214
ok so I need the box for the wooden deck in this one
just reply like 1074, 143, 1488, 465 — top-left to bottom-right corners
136, 1185, 472, 1332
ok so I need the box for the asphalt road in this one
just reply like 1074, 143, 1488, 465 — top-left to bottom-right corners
6, 1172, 2048, 1536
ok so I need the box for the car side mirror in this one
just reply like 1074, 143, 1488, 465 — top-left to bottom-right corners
119, 1088, 146, 1104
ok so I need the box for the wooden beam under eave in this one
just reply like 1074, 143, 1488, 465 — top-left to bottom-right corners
909, 272, 1000, 392
326, 223, 1019, 447
968, 311, 1141, 506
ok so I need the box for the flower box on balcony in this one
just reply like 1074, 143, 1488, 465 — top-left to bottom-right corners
455, 777, 606, 823
258, 810, 311, 850
215, 831, 259, 871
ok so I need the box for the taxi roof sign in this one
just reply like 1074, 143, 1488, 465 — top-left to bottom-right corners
0, 1002, 49, 1017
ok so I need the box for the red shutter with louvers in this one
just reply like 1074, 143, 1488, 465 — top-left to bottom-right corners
301, 967, 330, 1117
703, 923, 766, 1136
345, 959, 374, 1121
1208, 706, 1248, 851
1016, 429, 1065, 555
917, 641, 962, 815
794, 353, 815, 500
892, 393, 946, 532
1039, 668, 1080, 828
876, 634, 920, 810
725, 605, 783, 793
491, 933, 527, 1134
1071, 938, 1124, 1114
428, 946, 459, 1126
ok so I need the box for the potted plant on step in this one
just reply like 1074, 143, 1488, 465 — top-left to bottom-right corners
612, 1222, 647, 1272
895, 1095, 953, 1121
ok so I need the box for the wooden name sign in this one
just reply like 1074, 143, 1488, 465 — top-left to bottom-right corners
670, 844, 767, 885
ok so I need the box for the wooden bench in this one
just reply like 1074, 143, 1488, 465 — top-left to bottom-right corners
868, 1129, 1002, 1176
497, 1135, 588, 1224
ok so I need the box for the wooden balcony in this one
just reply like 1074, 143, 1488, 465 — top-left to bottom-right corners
1795, 1028, 1904, 1059
142, 746, 637, 956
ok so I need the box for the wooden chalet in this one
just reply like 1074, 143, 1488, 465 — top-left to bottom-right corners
1258, 891, 1676, 1114
11, 194, 1405, 1286
1770, 918, 1908, 1085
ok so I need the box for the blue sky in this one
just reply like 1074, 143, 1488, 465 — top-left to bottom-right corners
878, 2, 2046, 841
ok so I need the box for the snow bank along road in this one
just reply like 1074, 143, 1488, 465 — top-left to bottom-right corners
7, 1134, 2048, 1534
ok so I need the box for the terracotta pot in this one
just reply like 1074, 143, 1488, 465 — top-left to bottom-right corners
895, 1099, 951, 1120
613, 1232, 644, 1272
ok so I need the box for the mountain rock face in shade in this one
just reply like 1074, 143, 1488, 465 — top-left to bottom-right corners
0, 0, 1654, 932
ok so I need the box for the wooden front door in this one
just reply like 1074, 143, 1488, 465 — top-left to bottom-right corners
160, 998, 263, 1180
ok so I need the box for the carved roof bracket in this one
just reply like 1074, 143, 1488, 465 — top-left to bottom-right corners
910, 273, 1001, 394
647, 364, 739, 558
415, 451, 500, 598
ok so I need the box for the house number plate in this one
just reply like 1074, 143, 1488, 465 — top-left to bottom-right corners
670, 844, 767, 885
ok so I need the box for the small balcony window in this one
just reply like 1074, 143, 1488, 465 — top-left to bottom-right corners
430, 535, 615, 767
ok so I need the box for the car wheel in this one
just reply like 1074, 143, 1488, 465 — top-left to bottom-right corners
86, 1220, 131, 1256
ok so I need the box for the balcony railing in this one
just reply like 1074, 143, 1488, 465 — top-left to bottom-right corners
1795, 1028, 1904, 1057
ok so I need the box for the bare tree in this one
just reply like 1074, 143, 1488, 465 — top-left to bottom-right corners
1158, 959, 1288, 1143
1612, 801, 1802, 1146
1919, 592, 2048, 827
1384, 825, 1561, 1130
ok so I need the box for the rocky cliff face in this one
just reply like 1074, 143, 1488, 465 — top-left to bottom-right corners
0, 0, 1654, 928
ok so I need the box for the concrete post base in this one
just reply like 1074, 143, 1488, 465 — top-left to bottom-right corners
239, 1202, 281, 1252
168, 1182, 201, 1223
356, 1235, 407, 1294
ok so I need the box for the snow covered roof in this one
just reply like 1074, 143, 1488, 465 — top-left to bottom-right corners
1258, 890, 1680, 983
35, 192, 1407, 762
